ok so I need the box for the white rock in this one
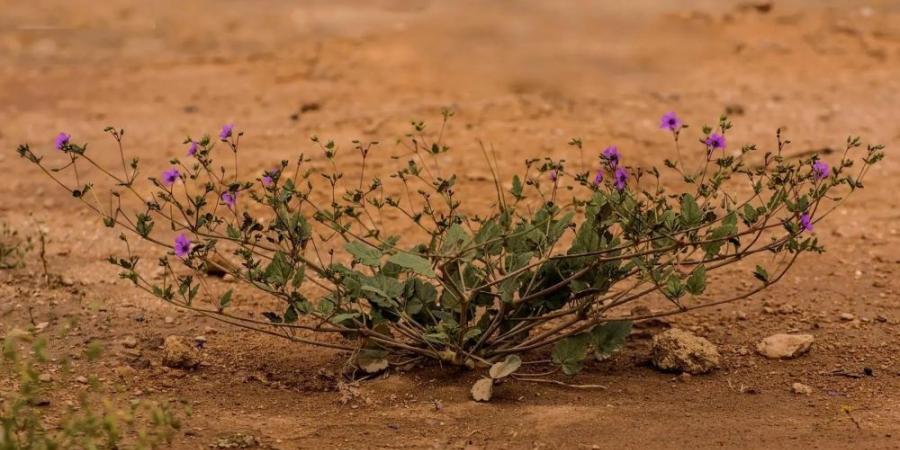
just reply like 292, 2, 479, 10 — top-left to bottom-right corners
791, 382, 813, 395
756, 334, 814, 359
121, 336, 138, 349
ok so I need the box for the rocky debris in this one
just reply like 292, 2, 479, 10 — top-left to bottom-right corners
114, 365, 138, 379
791, 382, 813, 395
75, 375, 88, 384
164, 316, 176, 325
651, 328, 721, 375
38, 373, 52, 382
121, 348, 142, 360
471, 378, 494, 402
161, 335, 201, 369
839, 313, 855, 321
121, 336, 138, 349
756, 334, 814, 359
213, 433, 259, 449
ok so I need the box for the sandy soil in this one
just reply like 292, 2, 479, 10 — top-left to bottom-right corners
1, 0, 900, 448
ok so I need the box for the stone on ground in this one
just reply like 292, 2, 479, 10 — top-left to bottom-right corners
162, 335, 201, 369
651, 328, 721, 375
756, 333, 814, 359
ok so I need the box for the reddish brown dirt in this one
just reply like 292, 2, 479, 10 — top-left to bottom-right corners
2, 1, 900, 449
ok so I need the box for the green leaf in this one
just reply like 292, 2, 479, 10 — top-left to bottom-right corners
361, 274, 403, 309
291, 265, 306, 288
441, 224, 472, 257
753, 265, 770, 283
511, 175, 524, 199
218, 289, 233, 312
741, 204, 759, 225
462, 327, 482, 343
136, 214, 154, 238
702, 214, 737, 257
498, 277, 521, 304
591, 321, 632, 360
547, 212, 574, 244
329, 312, 360, 326
264, 251, 293, 286
284, 302, 299, 323
474, 220, 503, 255
551, 333, 591, 375
345, 241, 382, 267
664, 274, 685, 299
388, 252, 436, 277
685, 265, 707, 295
489, 355, 522, 379
680, 194, 702, 226
406, 278, 437, 315
226, 224, 241, 240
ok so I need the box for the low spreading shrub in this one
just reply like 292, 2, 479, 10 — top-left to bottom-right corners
15, 112, 883, 382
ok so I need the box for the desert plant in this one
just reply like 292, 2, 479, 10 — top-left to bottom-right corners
15, 112, 883, 379
0, 332, 182, 449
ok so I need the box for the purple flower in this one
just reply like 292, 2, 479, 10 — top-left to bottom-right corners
659, 112, 682, 131
601, 146, 621, 169
221, 191, 236, 209
799, 212, 813, 232
219, 123, 234, 140
705, 133, 726, 151
549, 169, 559, 182
187, 141, 198, 157
174, 233, 191, 258
593, 170, 603, 186
812, 160, 829, 180
161, 167, 180, 186
54, 132, 71, 150
614, 167, 628, 191
261, 168, 279, 187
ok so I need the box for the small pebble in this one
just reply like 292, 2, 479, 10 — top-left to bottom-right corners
791, 382, 813, 395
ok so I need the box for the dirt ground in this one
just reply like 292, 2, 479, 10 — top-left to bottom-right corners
2, 0, 900, 448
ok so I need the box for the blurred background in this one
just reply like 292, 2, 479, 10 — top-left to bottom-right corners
3, 0, 898, 231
